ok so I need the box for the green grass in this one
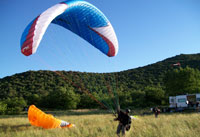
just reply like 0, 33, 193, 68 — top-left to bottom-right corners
0, 111, 200, 137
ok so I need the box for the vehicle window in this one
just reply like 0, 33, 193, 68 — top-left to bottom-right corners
196, 98, 200, 101
178, 98, 186, 103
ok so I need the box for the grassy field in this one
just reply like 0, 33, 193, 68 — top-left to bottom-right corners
0, 110, 200, 137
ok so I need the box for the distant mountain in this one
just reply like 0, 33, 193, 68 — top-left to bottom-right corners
1, 53, 200, 108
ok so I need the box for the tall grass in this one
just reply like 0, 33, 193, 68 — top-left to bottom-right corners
0, 111, 200, 137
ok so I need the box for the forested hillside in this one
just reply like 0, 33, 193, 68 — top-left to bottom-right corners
116, 53, 200, 89
1, 53, 200, 113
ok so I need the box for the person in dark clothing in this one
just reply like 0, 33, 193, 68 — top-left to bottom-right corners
196, 102, 199, 112
153, 107, 160, 118
114, 108, 131, 137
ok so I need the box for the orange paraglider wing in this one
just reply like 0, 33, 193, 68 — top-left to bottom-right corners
28, 105, 73, 129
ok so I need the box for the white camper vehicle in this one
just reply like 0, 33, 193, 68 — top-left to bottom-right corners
169, 94, 200, 110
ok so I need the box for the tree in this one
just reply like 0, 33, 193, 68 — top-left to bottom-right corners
164, 67, 200, 96
27, 93, 41, 106
118, 90, 133, 108
0, 101, 7, 115
78, 93, 99, 109
131, 90, 146, 108
3, 97, 27, 114
144, 86, 165, 107
45, 87, 80, 109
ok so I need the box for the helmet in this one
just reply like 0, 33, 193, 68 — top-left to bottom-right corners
126, 108, 131, 113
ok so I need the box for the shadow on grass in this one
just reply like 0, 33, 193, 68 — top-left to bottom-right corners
46, 109, 113, 116
0, 124, 33, 133
0, 109, 115, 120
0, 114, 27, 119
0, 108, 159, 119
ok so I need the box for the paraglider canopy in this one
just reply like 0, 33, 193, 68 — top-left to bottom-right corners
28, 105, 74, 129
20, 0, 118, 57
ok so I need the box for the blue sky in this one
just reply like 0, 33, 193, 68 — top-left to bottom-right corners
0, 0, 200, 78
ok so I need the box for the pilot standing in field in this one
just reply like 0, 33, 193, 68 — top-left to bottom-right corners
114, 108, 132, 137
153, 107, 160, 118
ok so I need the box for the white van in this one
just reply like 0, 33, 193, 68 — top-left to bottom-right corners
169, 95, 187, 108
169, 94, 200, 108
